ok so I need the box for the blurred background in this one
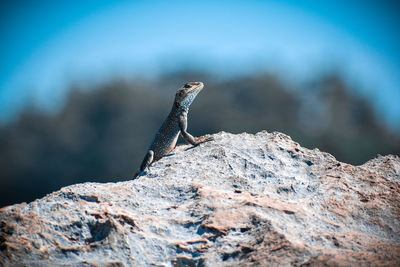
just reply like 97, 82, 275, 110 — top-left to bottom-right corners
1, 0, 399, 207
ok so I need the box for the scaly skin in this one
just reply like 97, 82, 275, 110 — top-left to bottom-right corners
133, 82, 213, 179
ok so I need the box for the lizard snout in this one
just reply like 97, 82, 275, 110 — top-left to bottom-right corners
184, 82, 202, 88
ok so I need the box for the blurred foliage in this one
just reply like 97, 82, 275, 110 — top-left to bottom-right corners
0, 71, 399, 207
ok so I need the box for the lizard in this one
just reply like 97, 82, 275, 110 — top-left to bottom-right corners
133, 81, 213, 179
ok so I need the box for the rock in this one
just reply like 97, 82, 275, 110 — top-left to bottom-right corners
1, 131, 399, 266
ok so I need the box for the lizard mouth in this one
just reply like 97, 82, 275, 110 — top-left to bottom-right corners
190, 82, 202, 86
191, 82, 204, 92
181, 82, 204, 94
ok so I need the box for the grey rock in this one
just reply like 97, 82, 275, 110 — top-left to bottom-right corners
1, 131, 399, 266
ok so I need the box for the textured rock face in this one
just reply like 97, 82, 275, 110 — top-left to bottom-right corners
1, 131, 399, 266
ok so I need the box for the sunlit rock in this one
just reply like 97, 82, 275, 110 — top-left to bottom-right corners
1, 131, 399, 266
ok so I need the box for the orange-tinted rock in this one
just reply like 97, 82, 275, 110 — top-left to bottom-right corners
0, 131, 399, 266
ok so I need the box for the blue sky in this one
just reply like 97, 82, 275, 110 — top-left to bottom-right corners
1, 0, 399, 129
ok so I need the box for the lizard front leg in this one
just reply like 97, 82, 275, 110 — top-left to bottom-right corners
178, 114, 214, 146
133, 150, 154, 179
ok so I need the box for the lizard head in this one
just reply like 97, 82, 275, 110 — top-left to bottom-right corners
174, 82, 204, 110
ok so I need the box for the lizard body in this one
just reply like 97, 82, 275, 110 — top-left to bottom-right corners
133, 82, 213, 179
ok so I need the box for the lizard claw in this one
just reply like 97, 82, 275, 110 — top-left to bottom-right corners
195, 135, 214, 144
203, 136, 214, 142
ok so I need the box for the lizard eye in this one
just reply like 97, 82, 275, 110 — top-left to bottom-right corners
183, 83, 192, 89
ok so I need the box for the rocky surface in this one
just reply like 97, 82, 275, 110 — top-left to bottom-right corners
1, 131, 399, 266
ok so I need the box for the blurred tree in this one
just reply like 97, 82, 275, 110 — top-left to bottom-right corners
0, 72, 398, 207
